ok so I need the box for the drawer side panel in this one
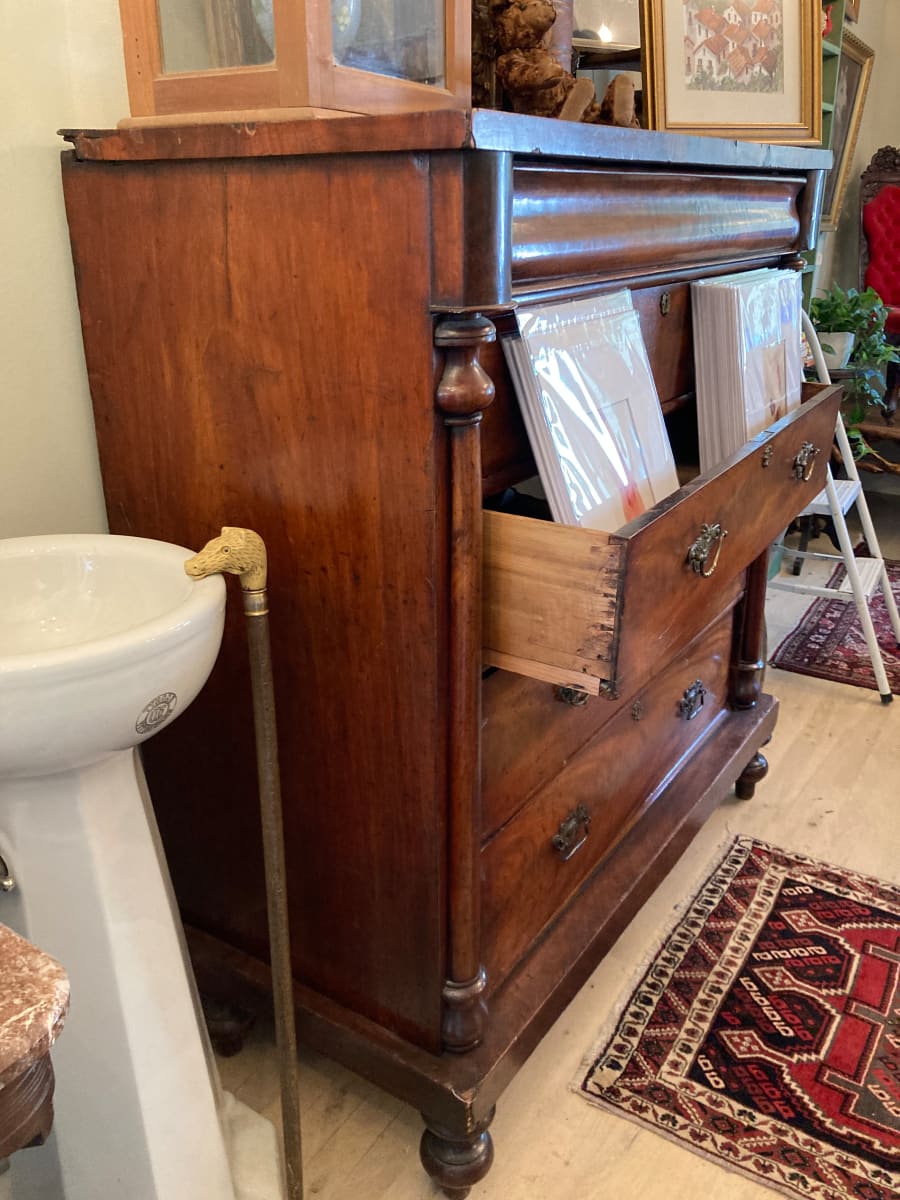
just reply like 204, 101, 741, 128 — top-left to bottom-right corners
483, 511, 625, 693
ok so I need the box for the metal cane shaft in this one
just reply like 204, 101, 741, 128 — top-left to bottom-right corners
244, 597, 303, 1200
184, 528, 303, 1198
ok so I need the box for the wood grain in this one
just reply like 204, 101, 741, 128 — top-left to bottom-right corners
63, 148, 449, 1050
483, 512, 624, 692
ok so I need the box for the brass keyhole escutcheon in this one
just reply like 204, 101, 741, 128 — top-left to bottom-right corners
659, 291, 671, 316
761, 445, 773, 468
687, 522, 728, 578
552, 805, 591, 862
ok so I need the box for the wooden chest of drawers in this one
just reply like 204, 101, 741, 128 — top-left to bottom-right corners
59, 109, 836, 1195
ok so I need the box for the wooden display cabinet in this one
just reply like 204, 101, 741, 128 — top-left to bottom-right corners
60, 110, 837, 1195
118, 0, 470, 119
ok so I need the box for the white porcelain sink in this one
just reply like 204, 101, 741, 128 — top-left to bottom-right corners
0, 533, 241, 1199
0, 534, 225, 778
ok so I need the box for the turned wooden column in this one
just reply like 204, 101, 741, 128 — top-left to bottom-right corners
423, 310, 498, 1197
730, 553, 770, 798
434, 313, 496, 1056
729, 552, 768, 711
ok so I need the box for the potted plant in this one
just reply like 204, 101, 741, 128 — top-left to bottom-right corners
809, 284, 900, 427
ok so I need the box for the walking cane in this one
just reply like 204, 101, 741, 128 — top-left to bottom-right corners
185, 528, 303, 1200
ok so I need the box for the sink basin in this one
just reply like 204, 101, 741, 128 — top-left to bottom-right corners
0, 534, 225, 778
0, 533, 243, 1199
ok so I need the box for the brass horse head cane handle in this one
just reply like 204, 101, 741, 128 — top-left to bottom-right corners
184, 525, 268, 604
687, 522, 728, 578
185, 528, 303, 1200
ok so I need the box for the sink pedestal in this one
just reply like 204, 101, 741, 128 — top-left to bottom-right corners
0, 750, 236, 1200
0, 533, 274, 1198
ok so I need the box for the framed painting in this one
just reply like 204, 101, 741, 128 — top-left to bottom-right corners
639, 0, 822, 144
820, 31, 874, 229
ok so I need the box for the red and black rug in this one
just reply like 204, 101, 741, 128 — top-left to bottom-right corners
770, 559, 900, 694
578, 836, 900, 1200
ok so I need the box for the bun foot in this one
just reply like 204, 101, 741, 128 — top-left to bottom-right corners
420, 1107, 495, 1197
199, 995, 255, 1057
736, 749, 768, 800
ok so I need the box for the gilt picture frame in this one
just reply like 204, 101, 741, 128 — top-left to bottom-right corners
639, 0, 821, 144
820, 31, 874, 230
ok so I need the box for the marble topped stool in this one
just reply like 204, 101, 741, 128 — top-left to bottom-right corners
0, 922, 69, 1171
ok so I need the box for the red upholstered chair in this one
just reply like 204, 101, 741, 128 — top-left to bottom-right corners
860, 146, 900, 419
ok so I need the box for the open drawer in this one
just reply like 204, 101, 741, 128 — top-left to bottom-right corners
483, 383, 841, 696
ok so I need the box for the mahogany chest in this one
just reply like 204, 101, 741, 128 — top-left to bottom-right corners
60, 110, 837, 1194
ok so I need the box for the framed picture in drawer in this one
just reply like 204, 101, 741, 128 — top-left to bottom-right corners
639, 0, 822, 145
503, 290, 679, 531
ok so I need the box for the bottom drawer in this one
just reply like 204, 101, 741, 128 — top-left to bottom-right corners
481, 607, 734, 988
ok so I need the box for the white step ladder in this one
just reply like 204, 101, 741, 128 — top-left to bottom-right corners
769, 311, 900, 703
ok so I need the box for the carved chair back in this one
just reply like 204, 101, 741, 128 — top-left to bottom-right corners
859, 147, 900, 419
859, 146, 900, 322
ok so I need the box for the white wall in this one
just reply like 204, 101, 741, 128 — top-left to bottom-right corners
3, 3, 898, 541
0, 2, 127, 538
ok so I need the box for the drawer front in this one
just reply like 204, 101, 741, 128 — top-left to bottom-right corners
483, 384, 840, 695
482, 670, 625, 840
481, 612, 733, 988
612, 384, 840, 692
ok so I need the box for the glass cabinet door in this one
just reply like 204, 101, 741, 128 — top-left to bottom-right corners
157, 0, 276, 73
118, 0, 467, 118
331, 0, 446, 88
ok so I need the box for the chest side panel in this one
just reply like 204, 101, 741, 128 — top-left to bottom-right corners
62, 151, 449, 1048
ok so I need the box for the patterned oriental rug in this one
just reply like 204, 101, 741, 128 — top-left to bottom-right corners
770, 559, 900, 694
577, 837, 900, 1200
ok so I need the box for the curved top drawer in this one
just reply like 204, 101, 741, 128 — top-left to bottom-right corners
511, 165, 805, 291
483, 383, 841, 697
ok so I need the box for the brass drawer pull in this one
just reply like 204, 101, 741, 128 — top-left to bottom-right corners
792, 441, 820, 482
687, 522, 728, 578
678, 679, 706, 720
552, 805, 591, 862
554, 685, 589, 707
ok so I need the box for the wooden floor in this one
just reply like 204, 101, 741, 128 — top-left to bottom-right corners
218, 491, 900, 1200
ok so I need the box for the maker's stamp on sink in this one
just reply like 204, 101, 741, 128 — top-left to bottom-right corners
135, 692, 178, 735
